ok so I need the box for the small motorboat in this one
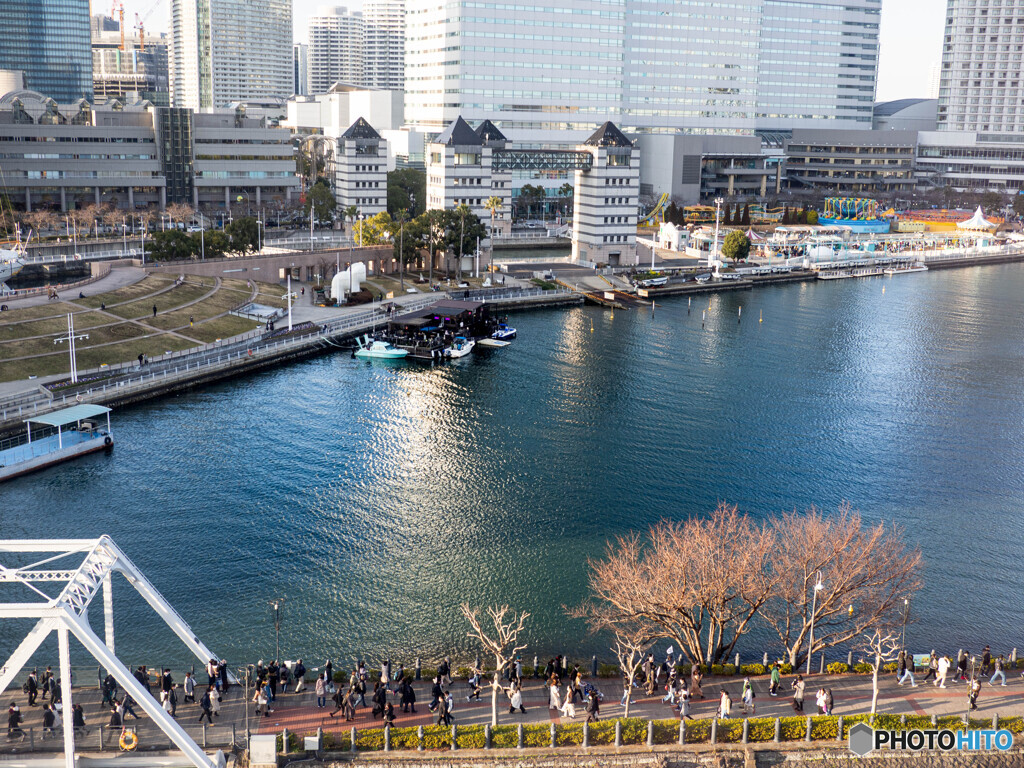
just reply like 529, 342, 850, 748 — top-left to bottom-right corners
476, 338, 511, 349
444, 336, 475, 358
492, 323, 517, 341
354, 336, 409, 359
694, 273, 712, 284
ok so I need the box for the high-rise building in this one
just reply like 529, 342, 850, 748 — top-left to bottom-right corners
937, 0, 1024, 133
362, 0, 405, 91
294, 44, 310, 97
308, 6, 365, 94
307, 3, 404, 95
170, 0, 291, 109
0, 0, 93, 102
92, 18, 170, 106
405, 0, 880, 142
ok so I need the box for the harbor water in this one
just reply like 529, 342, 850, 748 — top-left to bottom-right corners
5, 263, 1024, 668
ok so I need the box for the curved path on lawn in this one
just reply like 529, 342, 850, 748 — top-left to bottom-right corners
1, 279, 262, 362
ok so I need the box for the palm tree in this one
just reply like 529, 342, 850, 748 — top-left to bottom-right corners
343, 205, 359, 237
483, 196, 503, 277
557, 183, 573, 218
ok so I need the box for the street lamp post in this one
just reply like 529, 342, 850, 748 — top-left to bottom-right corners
121, 218, 128, 257
269, 599, 283, 662
712, 197, 724, 273
806, 571, 824, 675
901, 597, 910, 651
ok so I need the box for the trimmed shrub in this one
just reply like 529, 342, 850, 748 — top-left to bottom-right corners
598, 664, 619, 677
741, 663, 766, 676
841, 714, 872, 737
555, 722, 584, 747
778, 716, 807, 741
809, 716, 838, 740
853, 663, 873, 674
717, 719, 744, 743
421, 725, 451, 750
747, 717, 777, 742
456, 725, 485, 750
588, 720, 616, 746
390, 726, 420, 750
685, 718, 711, 743
491, 725, 517, 749
651, 719, 678, 745
710, 664, 737, 676
355, 729, 385, 751
1000, 716, 1024, 734
882, 662, 898, 674
826, 662, 849, 675
523, 724, 549, 748
619, 717, 648, 745
780, 663, 794, 674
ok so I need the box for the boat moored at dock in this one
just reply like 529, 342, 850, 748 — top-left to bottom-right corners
0, 404, 113, 482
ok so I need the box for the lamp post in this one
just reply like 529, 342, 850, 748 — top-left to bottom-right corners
712, 197, 723, 273
54, 313, 88, 383
806, 571, 824, 675
901, 597, 910, 652
268, 599, 283, 662
121, 218, 128, 257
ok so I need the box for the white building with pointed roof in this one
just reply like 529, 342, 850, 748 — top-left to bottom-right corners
335, 116, 388, 216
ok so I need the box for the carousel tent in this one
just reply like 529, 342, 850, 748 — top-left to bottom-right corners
957, 207, 997, 230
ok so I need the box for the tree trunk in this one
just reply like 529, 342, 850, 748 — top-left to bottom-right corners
871, 659, 880, 715
490, 679, 499, 727
624, 672, 632, 718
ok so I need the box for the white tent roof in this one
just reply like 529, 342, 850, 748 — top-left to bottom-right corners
957, 206, 997, 230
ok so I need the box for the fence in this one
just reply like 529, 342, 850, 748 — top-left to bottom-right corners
0, 722, 240, 756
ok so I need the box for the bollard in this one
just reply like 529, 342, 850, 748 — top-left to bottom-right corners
350, 728, 357, 753
710, 718, 718, 745
735, 653, 740, 672
451, 724, 457, 751
742, 719, 749, 744
550, 722, 556, 748
819, 654, 825, 674
615, 720, 622, 747
485, 724, 492, 749
1013, 649, 1018, 665
993, 714, 999, 731
774, 718, 781, 743
99, 726, 104, 751
282, 728, 288, 755
27, 727, 33, 751
534, 655, 539, 678
805, 716, 812, 742
836, 716, 844, 742
931, 714, 938, 726
384, 725, 391, 752
418, 725, 424, 751
232, 725, 237, 747
678, 719, 686, 745
415, 657, 422, 681
517, 723, 524, 749
592, 655, 598, 677
901, 714, 907, 726
848, 651, 854, 668
316, 726, 322, 751
202, 725, 208, 749
763, 652, 769, 666
647, 719, 654, 747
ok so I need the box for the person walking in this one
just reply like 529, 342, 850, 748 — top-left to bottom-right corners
437, 691, 453, 726
549, 677, 562, 710
294, 660, 306, 693
168, 685, 178, 717
161, 668, 173, 695
922, 652, 938, 683
679, 686, 693, 720
815, 687, 827, 715
718, 689, 732, 718
825, 688, 834, 715
26, 671, 38, 707
383, 701, 397, 728
327, 687, 345, 719
982, 646, 992, 676
560, 685, 576, 719
467, 669, 483, 702
198, 688, 214, 724
990, 655, 1007, 686
741, 677, 755, 715
183, 672, 196, 704
936, 655, 950, 688
153, 305, 158, 318
897, 651, 917, 687
792, 675, 805, 712
508, 682, 526, 715
315, 675, 327, 708
969, 677, 982, 710
585, 690, 600, 723
208, 685, 219, 718
691, 665, 704, 700
956, 651, 969, 683
399, 678, 417, 714
428, 676, 443, 713
769, 663, 781, 696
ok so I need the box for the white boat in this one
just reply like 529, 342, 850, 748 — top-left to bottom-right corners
492, 323, 517, 341
0, 246, 26, 293
476, 338, 511, 348
444, 336, 475, 358
883, 263, 928, 275
817, 267, 884, 280
637, 276, 668, 288
354, 335, 409, 359
694, 273, 711, 284
0, 404, 114, 482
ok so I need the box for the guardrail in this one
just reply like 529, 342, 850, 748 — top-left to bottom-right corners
0, 722, 240, 756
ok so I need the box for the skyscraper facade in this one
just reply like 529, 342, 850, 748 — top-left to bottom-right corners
405, 0, 880, 141
0, 0, 93, 102
307, 2, 405, 94
294, 43, 310, 96
937, 0, 1024, 133
170, 0, 292, 109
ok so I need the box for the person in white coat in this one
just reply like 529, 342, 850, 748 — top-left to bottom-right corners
548, 678, 561, 710
560, 685, 576, 718
935, 655, 950, 688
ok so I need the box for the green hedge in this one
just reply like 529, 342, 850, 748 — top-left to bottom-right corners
826, 662, 849, 674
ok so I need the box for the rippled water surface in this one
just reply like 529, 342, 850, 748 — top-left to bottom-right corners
5, 264, 1024, 667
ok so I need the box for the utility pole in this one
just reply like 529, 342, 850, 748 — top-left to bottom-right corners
54, 313, 89, 384
282, 275, 295, 331
712, 197, 723, 274
268, 600, 283, 662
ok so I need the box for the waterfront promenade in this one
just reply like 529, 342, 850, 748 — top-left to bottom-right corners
5, 663, 1024, 756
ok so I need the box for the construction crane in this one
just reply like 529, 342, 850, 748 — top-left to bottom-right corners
133, 2, 161, 52
112, 1, 125, 51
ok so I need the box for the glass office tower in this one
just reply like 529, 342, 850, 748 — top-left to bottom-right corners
0, 0, 93, 102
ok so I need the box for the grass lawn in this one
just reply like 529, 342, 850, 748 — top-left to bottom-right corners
0, 301, 84, 323
104, 281, 214, 321
189, 315, 261, 344
142, 283, 249, 331
2, 334, 196, 381
245, 280, 289, 308
74, 275, 177, 309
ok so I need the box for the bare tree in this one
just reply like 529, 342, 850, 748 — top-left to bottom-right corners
762, 505, 922, 668
585, 503, 775, 665
165, 203, 195, 227
460, 604, 530, 726
611, 626, 653, 718
859, 629, 900, 715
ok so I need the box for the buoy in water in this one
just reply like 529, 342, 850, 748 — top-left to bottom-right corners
738, 306, 742, 322
882, 285, 886, 294
759, 309, 763, 323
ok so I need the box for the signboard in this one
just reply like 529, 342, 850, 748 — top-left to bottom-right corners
912, 654, 930, 670
637, 288, 649, 298
386, 291, 394, 299
604, 291, 615, 300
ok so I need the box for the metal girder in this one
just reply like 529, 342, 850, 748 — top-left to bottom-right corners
0, 617, 56, 698
0, 570, 78, 582
492, 149, 592, 172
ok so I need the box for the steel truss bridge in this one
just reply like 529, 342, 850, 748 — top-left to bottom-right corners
492, 149, 592, 172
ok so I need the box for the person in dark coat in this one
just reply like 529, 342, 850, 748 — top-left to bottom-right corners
382, 702, 396, 727
7, 703, 22, 736
42, 704, 56, 735
428, 677, 443, 712
25, 671, 38, 707
371, 682, 387, 719
72, 704, 86, 730
399, 678, 416, 713
198, 688, 214, 724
